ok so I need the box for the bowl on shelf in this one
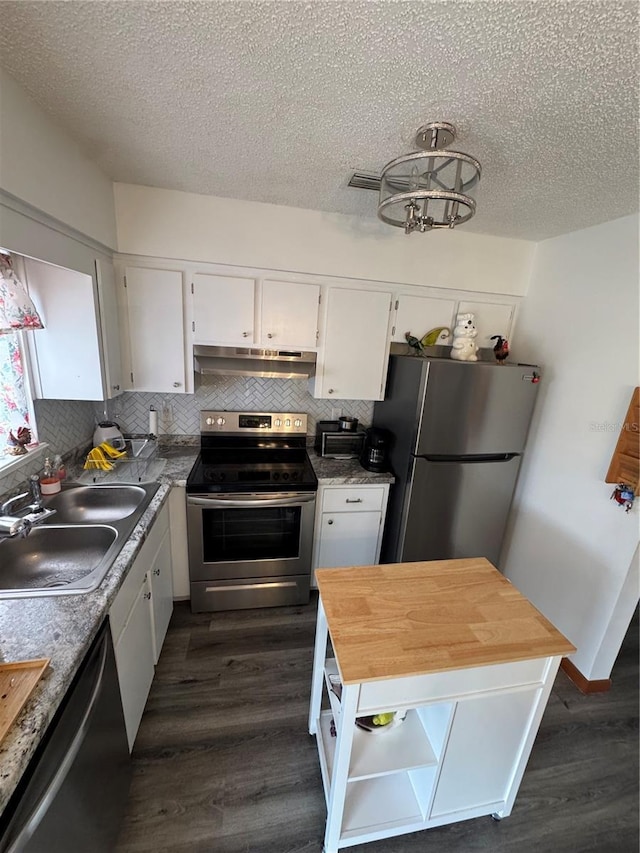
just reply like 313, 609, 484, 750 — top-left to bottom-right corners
355, 711, 407, 735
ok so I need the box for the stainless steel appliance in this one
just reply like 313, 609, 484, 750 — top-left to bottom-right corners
193, 345, 316, 379
372, 355, 540, 566
186, 412, 318, 612
0, 620, 130, 853
315, 421, 365, 459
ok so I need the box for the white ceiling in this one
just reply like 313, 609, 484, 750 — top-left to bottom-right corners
0, 1, 638, 241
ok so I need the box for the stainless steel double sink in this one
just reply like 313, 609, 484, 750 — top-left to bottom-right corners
0, 482, 160, 598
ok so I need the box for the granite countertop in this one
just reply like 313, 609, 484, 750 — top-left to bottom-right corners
307, 450, 395, 485
0, 441, 389, 815
0, 443, 198, 817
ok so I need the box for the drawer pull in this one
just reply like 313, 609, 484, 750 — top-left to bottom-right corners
205, 581, 298, 593
327, 519, 334, 525
345, 498, 363, 503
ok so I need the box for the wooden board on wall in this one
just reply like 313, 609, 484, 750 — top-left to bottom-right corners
605, 387, 640, 495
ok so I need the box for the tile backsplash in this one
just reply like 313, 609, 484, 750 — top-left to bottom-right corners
106, 376, 374, 437
0, 399, 95, 495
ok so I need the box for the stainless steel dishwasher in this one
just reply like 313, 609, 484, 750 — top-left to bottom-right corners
0, 620, 131, 852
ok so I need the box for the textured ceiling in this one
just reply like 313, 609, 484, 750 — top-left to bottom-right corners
0, 0, 638, 241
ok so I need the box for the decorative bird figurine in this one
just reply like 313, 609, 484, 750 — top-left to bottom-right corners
7, 426, 31, 455
490, 335, 510, 364
405, 332, 423, 353
420, 326, 451, 348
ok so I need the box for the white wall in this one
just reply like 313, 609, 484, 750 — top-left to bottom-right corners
114, 183, 534, 296
0, 68, 117, 248
502, 213, 639, 681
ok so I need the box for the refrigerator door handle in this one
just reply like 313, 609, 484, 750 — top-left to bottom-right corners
417, 453, 519, 463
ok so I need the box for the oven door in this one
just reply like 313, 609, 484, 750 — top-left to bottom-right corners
186, 492, 316, 582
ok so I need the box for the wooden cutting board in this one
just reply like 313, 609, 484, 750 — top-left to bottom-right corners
0, 659, 49, 743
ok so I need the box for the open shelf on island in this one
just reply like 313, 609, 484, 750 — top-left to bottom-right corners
341, 774, 424, 838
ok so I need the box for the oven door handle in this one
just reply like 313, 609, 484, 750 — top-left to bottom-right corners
187, 494, 316, 507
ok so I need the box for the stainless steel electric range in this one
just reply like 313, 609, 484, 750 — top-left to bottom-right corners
186, 411, 318, 612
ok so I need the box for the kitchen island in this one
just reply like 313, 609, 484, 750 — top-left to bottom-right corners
309, 558, 575, 853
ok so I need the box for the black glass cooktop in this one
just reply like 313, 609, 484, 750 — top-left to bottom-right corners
186, 446, 318, 494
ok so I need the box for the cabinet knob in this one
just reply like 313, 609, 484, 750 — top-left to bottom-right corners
153, 568, 160, 576
112, 384, 120, 391
144, 591, 151, 600
242, 331, 249, 338
328, 388, 335, 394
173, 381, 182, 387
267, 333, 274, 339
327, 519, 334, 525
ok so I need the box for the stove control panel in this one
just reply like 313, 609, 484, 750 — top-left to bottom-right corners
200, 411, 308, 435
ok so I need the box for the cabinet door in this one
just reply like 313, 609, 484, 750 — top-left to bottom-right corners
261, 280, 319, 348
192, 273, 255, 344
392, 295, 455, 344
112, 575, 155, 751
457, 301, 514, 351
317, 288, 392, 400
149, 527, 174, 664
24, 258, 105, 400
430, 688, 538, 818
95, 257, 123, 398
316, 511, 381, 569
125, 267, 186, 392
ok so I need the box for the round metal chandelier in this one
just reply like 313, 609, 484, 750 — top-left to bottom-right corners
378, 122, 481, 234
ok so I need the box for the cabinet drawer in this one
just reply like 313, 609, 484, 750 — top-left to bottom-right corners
322, 486, 385, 513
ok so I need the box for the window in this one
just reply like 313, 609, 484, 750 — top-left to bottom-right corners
0, 331, 37, 461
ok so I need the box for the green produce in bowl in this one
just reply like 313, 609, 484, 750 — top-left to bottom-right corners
372, 712, 395, 726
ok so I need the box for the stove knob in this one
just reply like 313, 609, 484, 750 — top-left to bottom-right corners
293, 418, 302, 428
291, 471, 299, 480
283, 472, 290, 480
216, 417, 226, 426
274, 418, 282, 427
218, 473, 225, 481
285, 419, 291, 427
272, 472, 280, 480
206, 417, 214, 425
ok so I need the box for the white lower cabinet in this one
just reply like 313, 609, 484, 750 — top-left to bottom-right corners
112, 575, 155, 751
311, 485, 389, 587
109, 502, 173, 750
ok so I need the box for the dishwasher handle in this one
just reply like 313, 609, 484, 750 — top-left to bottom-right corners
4, 628, 109, 853
187, 493, 316, 508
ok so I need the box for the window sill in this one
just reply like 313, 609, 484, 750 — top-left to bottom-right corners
0, 444, 49, 477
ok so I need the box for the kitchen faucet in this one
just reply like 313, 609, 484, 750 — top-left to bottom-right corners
1, 475, 44, 515
0, 475, 55, 537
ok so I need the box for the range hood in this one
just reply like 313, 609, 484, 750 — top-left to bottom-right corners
193, 345, 316, 379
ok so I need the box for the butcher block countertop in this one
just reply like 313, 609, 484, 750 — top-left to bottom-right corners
315, 558, 575, 685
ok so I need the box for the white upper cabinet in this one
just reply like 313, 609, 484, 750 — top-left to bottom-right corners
314, 287, 392, 401
191, 274, 319, 349
24, 257, 108, 401
261, 280, 319, 349
123, 266, 189, 393
95, 258, 124, 397
457, 300, 515, 350
192, 273, 256, 344
392, 295, 457, 345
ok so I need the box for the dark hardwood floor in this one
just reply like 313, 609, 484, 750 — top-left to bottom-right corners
116, 599, 639, 853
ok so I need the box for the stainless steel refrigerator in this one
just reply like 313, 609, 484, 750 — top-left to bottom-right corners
372, 355, 540, 567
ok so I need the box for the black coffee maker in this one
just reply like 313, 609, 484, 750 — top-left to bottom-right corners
360, 427, 391, 472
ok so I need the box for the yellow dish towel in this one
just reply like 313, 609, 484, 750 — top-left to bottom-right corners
98, 442, 127, 459
84, 447, 114, 471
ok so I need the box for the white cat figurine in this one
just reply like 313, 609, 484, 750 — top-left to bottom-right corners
450, 313, 479, 362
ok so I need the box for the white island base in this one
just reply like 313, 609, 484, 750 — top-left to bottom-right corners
308, 560, 574, 853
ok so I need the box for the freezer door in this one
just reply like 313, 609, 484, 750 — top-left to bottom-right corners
398, 454, 522, 567
417, 361, 539, 456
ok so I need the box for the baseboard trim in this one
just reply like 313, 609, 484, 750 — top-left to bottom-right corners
561, 657, 611, 694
